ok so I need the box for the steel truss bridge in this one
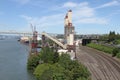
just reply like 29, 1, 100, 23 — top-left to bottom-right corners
0, 31, 37, 35
0, 31, 61, 36
0, 31, 66, 49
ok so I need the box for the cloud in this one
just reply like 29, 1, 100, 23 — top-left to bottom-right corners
20, 14, 64, 28
62, 2, 89, 8
62, 2, 77, 8
70, 2, 108, 24
20, 1, 108, 32
73, 6, 94, 18
75, 17, 108, 24
96, 0, 119, 9
20, 15, 32, 22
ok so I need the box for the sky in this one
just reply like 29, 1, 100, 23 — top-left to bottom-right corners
0, 0, 120, 34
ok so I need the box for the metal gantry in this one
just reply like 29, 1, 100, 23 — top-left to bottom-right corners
30, 24, 38, 55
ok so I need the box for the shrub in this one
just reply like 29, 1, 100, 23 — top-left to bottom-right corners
34, 63, 52, 80
112, 48, 119, 57
87, 43, 114, 54
33, 53, 91, 80
77, 77, 90, 80
117, 52, 120, 58
58, 53, 71, 69
34, 63, 65, 80
27, 54, 41, 70
58, 54, 91, 80
28, 43, 91, 80
114, 39, 120, 44
40, 47, 54, 63
53, 51, 59, 63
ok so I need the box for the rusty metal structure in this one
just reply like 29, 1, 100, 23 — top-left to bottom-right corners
30, 24, 38, 54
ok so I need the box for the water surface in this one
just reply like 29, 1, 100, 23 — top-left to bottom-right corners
0, 39, 36, 80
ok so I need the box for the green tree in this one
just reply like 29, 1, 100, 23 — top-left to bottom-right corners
40, 47, 54, 63
116, 33, 120, 40
34, 63, 51, 79
112, 48, 119, 57
108, 31, 116, 42
99, 34, 109, 41
58, 54, 91, 80
117, 53, 120, 58
51, 63, 65, 80
27, 54, 41, 70
34, 63, 65, 80
33, 53, 91, 80
58, 53, 71, 69
53, 51, 59, 63
73, 64, 90, 80
77, 77, 90, 80
40, 69, 53, 80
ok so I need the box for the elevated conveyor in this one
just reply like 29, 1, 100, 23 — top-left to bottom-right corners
41, 32, 66, 49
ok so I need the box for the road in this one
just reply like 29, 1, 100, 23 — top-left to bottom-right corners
77, 45, 120, 80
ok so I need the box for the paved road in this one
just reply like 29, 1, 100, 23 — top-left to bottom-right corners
77, 45, 120, 80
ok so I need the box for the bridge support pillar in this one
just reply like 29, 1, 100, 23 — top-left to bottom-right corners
42, 35, 46, 48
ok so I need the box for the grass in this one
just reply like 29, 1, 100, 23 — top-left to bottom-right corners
87, 43, 114, 54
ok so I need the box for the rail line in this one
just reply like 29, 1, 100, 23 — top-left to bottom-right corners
89, 49, 119, 80
77, 46, 120, 80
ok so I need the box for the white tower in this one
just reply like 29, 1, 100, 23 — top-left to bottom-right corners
68, 10, 72, 25
64, 10, 75, 50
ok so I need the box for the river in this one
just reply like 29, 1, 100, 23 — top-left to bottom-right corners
0, 39, 36, 80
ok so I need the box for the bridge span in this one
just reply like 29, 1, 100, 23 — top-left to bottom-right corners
0, 31, 67, 49
0, 31, 40, 35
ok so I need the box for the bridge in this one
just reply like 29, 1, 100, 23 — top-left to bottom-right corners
0, 31, 67, 49
0, 31, 38, 35
0, 31, 62, 37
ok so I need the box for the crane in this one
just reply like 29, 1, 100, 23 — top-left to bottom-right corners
30, 24, 38, 55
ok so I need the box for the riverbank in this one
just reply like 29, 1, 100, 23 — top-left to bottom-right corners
27, 46, 91, 80
87, 43, 120, 58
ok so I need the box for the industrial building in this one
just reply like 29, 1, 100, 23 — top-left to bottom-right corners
64, 10, 75, 52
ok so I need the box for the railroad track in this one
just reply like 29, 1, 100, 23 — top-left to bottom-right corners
89, 49, 120, 80
77, 45, 120, 80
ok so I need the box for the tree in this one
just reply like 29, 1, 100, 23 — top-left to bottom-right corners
58, 53, 71, 69
27, 54, 41, 70
112, 48, 119, 57
108, 31, 116, 42
53, 51, 59, 63
33, 53, 91, 80
99, 34, 108, 41
58, 54, 91, 80
69, 61, 90, 80
116, 33, 120, 39
40, 47, 54, 63
34, 63, 65, 80
34, 63, 51, 80
32, 48, 91, 80
40, 69, 53, 80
